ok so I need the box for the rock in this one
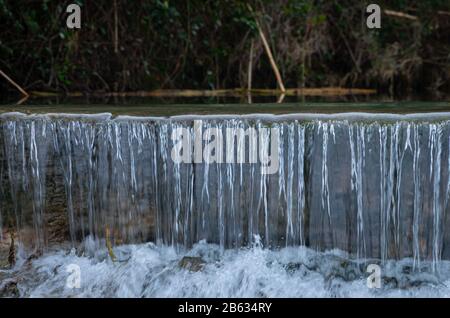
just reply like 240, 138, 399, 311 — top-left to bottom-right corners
0, 278, 19, 298
8, 232, 15, 267
45, 166, 70, 244
382, 272, 440, 289
319, 255, 363, 282
0, 232, 17, 269
401, 265, 413, 274
0, 252, 8, 269
382, 276, 398, 288
284, 262, 303, 274
178, 256, 205, 272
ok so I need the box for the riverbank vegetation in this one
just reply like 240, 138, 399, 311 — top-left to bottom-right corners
0, 0, 449, 97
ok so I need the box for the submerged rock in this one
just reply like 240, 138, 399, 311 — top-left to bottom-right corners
178, 256, 206, 272
381, 275, 438, 289
284, 262, 303, 274
0, 232, 17, 269
8, 232, 15, 267
0, 278, 19, 298
5, 241, 450, 297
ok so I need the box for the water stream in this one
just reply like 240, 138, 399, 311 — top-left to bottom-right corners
2, 112, 450, 297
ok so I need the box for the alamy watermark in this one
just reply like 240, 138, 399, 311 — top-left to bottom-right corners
367, 264, 382, 289
66, 264, 81, 289
366, 4, 381, 29
66, 3, 382, 30
171, 120, 280, 174
66, 4, 81, 29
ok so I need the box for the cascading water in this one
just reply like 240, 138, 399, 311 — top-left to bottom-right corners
2, 112, 450, 297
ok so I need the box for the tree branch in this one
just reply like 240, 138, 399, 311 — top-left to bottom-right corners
0, 69, 29, 97
384, 10, 418, 21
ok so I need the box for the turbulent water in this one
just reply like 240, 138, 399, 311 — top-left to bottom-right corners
3, 239, 450, 298
2, 112, 450, 297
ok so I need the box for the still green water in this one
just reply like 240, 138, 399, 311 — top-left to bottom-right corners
1, 101, 450, 116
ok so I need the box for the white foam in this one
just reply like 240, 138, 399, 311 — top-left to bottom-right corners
10, 242, 450, 298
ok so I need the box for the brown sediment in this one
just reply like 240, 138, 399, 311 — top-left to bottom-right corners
105, 227, 117, 262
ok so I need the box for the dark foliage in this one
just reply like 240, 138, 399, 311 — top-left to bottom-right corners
0, 0, 449, 96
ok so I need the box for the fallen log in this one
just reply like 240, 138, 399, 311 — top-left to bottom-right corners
29, 87, 377, 98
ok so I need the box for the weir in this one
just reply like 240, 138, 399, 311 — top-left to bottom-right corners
1, 112, 450, 268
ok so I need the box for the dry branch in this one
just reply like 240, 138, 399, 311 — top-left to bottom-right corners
247, 40, 254, 104
0, 69, 29, 97
384, 10, 418, 21
248, 40, 254, 92
114, 0, 119, 54
247, 4, 286, 92
256, 22, 286, 92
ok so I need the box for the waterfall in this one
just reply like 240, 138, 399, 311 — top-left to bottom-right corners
1, 112, 450, 268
